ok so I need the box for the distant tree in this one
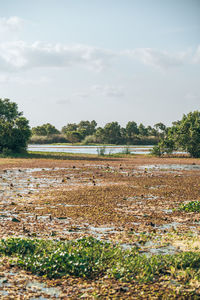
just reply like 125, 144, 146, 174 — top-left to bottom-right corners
95, 127, 105, 143
78, 120, 97, 138
154, 122, 166, 137
138, 123, 148, 136
126, 121, 139, 139
32, 123, 60, 136
66, 131, 82, 143
148, 126, 158, 136
61, 123, 78, 134
0, 98, 31, 154
120, 127, 127, 144
103, 122, 122, 144
45, 123, 60, 136
146, 125, 156, 136
32, 125, 46, 136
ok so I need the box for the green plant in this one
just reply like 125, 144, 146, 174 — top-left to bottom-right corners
2, 236, 200, 284
179, 201, 200, 212
97, 146, 106, 156
153, 111, 200, 158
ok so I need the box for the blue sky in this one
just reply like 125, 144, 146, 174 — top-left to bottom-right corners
0, 0, 200, 128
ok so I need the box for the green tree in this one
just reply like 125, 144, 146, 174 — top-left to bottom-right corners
175, 111, 200, 158
152, 111, 200, 158
32, 123, 59, 136
126, 121, 139, 140
95, 127, 105, 143
61, 123, 78, 134
66, 131, 82, 143
77, 120, 97, 138
138, 123, 148, 136
154, 122, 166, 137
103, 122, 122, 144
0, 98, 31, 154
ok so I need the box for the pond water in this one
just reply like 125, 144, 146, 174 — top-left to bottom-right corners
28, 145, 153, 155
140, 164, 200, 171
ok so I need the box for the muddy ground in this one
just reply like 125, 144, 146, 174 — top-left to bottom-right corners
0, 155, 200, 299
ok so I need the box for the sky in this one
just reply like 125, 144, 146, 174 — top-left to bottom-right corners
0, 0, 200, 129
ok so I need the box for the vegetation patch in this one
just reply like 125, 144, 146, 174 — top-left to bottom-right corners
1, 236, 200, 286
179, 201, 200, 212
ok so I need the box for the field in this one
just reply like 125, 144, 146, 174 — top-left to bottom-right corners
0, 154, 200, 299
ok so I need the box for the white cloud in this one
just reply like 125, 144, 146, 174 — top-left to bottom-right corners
0, 16, 24, 34
0, 37, 197, 74
0, 74, 49, 85
0, 41, 115, 72
91, 85, 124, 98
123, 48, 189, 69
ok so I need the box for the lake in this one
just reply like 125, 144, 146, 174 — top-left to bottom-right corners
28, 144, 153, 155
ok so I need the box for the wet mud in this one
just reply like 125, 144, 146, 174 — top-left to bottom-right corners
0, 155, 200, 298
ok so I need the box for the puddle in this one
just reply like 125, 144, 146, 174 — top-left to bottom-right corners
27, 281, 61, 298
0, 167, 87, 205
0, 278, 10, 287
0, 290, 9, 296
58, 204, 93, 207
119, 239, 178, 256
162, 209, 173, 214
158, 222, 179, 231
139, 164, 200, 171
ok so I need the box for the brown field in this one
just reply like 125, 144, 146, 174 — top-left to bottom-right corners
0, 155, 200, 299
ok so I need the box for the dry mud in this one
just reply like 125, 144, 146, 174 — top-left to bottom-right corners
0, 155, 200, 299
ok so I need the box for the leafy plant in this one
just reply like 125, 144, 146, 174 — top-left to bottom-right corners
179, 201, 200, 212
1, 236, 200, 284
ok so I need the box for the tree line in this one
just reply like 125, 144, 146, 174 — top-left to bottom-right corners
0, 98, 200, 157
31, 120, 167, 145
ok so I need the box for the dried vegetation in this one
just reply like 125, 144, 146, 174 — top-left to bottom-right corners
0, 155, 200, 298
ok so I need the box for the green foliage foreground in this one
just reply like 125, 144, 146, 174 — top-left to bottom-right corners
1, 237, 200, 283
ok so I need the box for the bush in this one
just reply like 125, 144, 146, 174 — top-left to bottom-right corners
29, 134, 69, 144
82, 135, 98, 145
